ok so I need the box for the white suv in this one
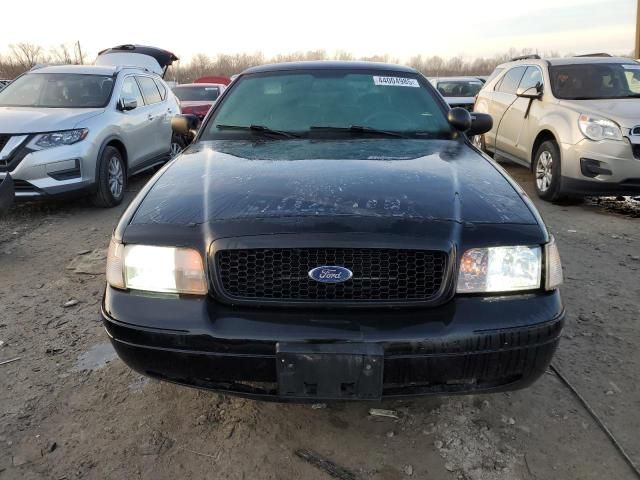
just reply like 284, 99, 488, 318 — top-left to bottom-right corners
0, 45, 181, 207
474, 55, 640, 201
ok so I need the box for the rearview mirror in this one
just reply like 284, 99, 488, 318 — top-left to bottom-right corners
171, 114, 200, 136
467, 113, 493, 137
516, 86, 542, 99
448, 107, 472, 132
118, 97, 137, 111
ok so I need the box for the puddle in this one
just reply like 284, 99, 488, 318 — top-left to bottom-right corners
71, 343, 117, 372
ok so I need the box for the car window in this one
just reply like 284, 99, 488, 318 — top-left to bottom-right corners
496, 67, 526, 94
519, 67, 543, 92
136, 76, 162, 104
550, 63, 640, 99
485, 67, 504, 86
173, 86, 221, 101
436, 80, 483, 97
121, 77, 145, 106
0, 73, 114, 108
154, 79, 167, 100
201, 71, 453, 139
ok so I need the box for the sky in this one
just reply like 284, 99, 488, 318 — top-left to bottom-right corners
0, 0, 635, 61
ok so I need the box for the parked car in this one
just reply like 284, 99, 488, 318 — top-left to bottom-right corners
474, 54, 640, 201
173, 83, 225, 119
0, 46, 181, 207
103, 61, 564, 402
429, 76, 484, 110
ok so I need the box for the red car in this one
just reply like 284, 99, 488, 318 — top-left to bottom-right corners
172, 83, 226, 119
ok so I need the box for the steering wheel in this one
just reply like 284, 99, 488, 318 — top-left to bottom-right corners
362, 110, 413, 129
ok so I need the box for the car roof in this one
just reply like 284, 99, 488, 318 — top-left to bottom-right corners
242, 60, 418, 75
432, 76, 484, 82
27, 64, 154, 76
498, 56, 638, 69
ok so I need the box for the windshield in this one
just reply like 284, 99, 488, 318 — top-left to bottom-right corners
0, 73, 114, 108
201, 70, 452, 140
436, 80, 483, 98
549, 63, 640, 100
173, 85, 220, 102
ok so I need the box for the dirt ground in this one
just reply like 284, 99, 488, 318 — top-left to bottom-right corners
1, 163, 639, 480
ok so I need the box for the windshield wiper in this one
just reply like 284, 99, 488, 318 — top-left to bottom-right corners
309, 125, 408, 138
215, 124, 300, 138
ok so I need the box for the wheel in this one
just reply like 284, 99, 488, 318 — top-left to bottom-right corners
92, 146, 125, 208
170, 134, 186, 159
533, 140, 564, 202
471, 134, 493, 157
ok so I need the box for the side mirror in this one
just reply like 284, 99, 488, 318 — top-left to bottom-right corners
118, 97, 138, 111
467, 113, 493, 136
448, 107, 472, 132
171, 114, 200, 136
516, 86, 542, 99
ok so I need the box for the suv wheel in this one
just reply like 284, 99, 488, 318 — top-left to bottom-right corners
93, 146, 125, 208
170, 134, 186, 159
534, 140, 563, 201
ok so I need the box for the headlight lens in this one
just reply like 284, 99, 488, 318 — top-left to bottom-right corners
106, 240, 207, 295
578, 114, 622, 141
28, 128, 88, 150
457, 245, 541, 293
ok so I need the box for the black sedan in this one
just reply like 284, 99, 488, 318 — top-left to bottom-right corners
102, 61, 564, 401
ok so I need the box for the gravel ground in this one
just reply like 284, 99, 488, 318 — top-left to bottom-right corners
0, 163, 638, 480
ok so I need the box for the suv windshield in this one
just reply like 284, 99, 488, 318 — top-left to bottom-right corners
549, 63, 640, 100
436, 80, 483, 97
0, 73, 114, 108
201, 70, 452, 139
173, 85, 221, 102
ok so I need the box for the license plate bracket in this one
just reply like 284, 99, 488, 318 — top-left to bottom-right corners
276, 343, 384, 400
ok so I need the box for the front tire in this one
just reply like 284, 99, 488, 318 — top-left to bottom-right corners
170, 134, 186, 159
92, 146, 125, 208
534, 140, 563, 202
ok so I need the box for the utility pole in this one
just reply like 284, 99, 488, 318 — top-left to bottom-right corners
636, 0, 640, 58
76, 41, 84, 65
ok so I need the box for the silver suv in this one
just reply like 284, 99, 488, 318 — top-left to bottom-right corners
0, 55, 180, 207
474, 55, 640, 201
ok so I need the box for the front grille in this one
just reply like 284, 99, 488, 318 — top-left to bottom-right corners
214, 248, 447, 304
12, 179, 37, 193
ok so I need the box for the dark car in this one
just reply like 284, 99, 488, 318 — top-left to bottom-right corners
102, 61, 564, 402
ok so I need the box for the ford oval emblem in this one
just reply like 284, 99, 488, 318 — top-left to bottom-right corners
308, 266, 353, 283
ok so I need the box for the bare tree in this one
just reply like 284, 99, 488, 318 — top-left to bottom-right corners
9, 42, 47, 69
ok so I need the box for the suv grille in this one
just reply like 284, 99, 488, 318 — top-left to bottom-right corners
0, 135, 9, 152
214, 248, 447, 304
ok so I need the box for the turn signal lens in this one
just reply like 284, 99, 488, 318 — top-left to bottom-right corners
545, 236, 563, 290
106, 239, 125, 289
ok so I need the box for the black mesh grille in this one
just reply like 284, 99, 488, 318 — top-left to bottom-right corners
215, 248, 447, 303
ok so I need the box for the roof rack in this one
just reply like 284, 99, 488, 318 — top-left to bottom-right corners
511, 54, 541, 61
573, 53, 612, 57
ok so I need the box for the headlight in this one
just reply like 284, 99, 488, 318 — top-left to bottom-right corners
106, 239, 207, 295
28, 128, 88, 150
578, 114, 622, 141
457, 245, 541, 293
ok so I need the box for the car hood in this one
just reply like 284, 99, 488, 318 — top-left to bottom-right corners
130, 139, 537, 229
0, 107, 104, 134
559, 98, 640, 128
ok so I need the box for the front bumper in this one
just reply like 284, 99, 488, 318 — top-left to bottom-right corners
102, 286, 565, 401
0, 173, 14, 213
560, 138, 640, 195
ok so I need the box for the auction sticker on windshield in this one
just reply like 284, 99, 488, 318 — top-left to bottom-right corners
373, 76, 420, 87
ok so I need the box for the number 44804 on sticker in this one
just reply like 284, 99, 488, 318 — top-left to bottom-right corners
373, 76, 420, 87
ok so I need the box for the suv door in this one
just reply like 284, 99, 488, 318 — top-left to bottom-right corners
495, 66, 544, 163
136, 76, 169, 160
117, 76, 157, 170
487, 66, 526, 156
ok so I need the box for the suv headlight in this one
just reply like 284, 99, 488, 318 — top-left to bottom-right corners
578, 114, 622, 141
106, 240, 208, 295
457, 245, 542, 293
28, 128, 88, 150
